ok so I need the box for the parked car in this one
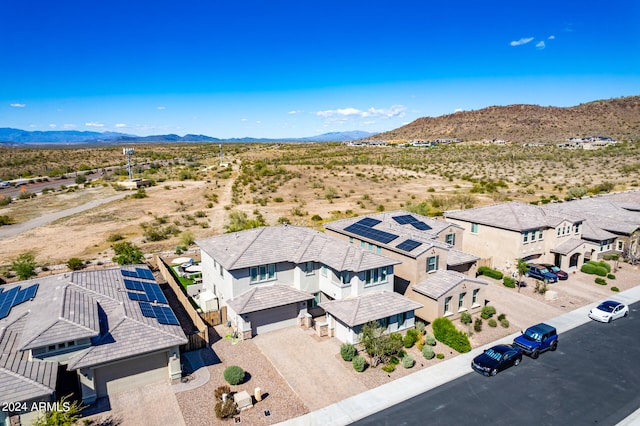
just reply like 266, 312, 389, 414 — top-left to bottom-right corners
471, 344, 523, 376
525, 264, 558, 283
588, 300, 629, 323
513, 323, 558, 359
539, 263, 568, 280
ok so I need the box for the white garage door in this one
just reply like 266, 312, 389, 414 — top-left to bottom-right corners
251, 304, 299, 335
94, 352, 168, 397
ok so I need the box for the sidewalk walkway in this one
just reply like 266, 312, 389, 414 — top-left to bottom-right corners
280, 286, 640, 425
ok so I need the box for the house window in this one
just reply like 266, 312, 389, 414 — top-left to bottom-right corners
378, 317, 388, 328
531, 231, 536, 242
360, 241, 366, 249
219, 265, 224, 277
376, 246, 382, 254
523, 232, 529, 243
557, 227, 561, 236
349, 237, 353, 244
471, 223, 479, 234
250, 264, 276, 283
365, 267, 388, 286
472, 289, 479, 305
305, 261, 314, 275
321, 265, 328, 277
48, 345, 56, 351
341, 271, 350, 284
396, 312, 405, 327
446, 233, 455, 246
538, 230, 544, 240
427, 255, 439, 272
444, 296, 452, 314
67, 340, 75, 347
575, 223, 581, 234
368, 243, 374, 251
617, 240, 624, 251
458, 292, 466, 310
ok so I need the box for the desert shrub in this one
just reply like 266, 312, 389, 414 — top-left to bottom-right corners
311, 214, 322, 221
422, 346, 435, 360
66, 257, 85, 271
582, 261, 609, 276
12, 252, 37, 280
581, 263, 596, 274
352, 355, 366, 372
534, 281, 548, 294
607, 273, 616, 280
215, 399, 238, 419
611, 286, 620, 292
481, 305, 496, 319
107, 233, 124, 242
436, 353, 445, 359
403, 329, 419, 348
497, 313, 506, 321
130, 188, 147, 199
214, 385, 231, 400
500, 318, 510, 328
415, 321, 426, 335
223, 366, 245, 385
403, 354, 415, 369
0, 196, 11, 206
0, 215, 14, 225
460, 312, 472, 325
488, 319, 497, 327
112, 241, 144, 265
474, 318, 483, 332
477, 266, 504, 280
432, 317, 471, 353
503, 277, 516, 288
593, 267, 608, 277
340, 343, 357, 361
596, 261, 611, 273
382, 364, 395, 373
595, 277, 607, 285
416, 336, 425, 351
425, 333, 436, 346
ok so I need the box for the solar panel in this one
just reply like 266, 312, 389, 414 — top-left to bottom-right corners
139, 301, 156, 318
0, 305, 10, 320
396, 239, 422, 252
392, 214, 416, 225
357, 217, 382, 227
411, 221, 432, 231
121, 269, 139, 278
344, 223, 399, 244
1, 287, 19, 308
124, 279, 145, 291
152, 305, 180, 326
136, 267, 155, 280
127, 291, 149, 302
143, 282, 168, 304
23, 283, 39, 300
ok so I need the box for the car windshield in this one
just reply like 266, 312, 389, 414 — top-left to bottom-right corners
597, 302, 616, 313
523, 329, 542, 341
539, 267, 550, 273
549, 266, 560, 272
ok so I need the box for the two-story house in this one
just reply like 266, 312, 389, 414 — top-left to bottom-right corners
0, 266, 186, 424
196, 225, 422, 343
324, 211, 487, 322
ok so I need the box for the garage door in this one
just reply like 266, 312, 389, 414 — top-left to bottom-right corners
94, 352, 168, 397
251, 304, 299, 336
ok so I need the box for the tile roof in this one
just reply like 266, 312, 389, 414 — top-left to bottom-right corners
444, 201, 584, 232
550, 238, 591, 255
319, 291, 423, 327
226, 284, 313, 315
412, 270, 488, 300
446, 248, 480, 266
196, 225, 400, 272
544, 198, 640, 236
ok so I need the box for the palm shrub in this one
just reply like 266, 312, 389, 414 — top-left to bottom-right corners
340, 343, 357, 361
223, 366, 245, 385
352, 355, 366, 372
422, 346, 435, 360
403, 354, 415, 369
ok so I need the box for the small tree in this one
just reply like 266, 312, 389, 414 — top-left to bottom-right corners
516, 258, 528, 293
66, 257, 85, 271
223, 365, 245, 385
32, 395, 84, 426
359, 321, 403, 367
111, 241, 144, 265
12, 252, 37, 280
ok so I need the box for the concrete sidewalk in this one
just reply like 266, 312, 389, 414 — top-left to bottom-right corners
280, 286, 640, 426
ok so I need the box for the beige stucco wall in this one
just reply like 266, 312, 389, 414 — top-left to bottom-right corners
408, 279, 486, 323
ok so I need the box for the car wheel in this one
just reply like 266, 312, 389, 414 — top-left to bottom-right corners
550, 341, 557, 351
544, 278, 549, 284
490, 369, 497, 376
608, 317, 612, 323
625, 311, 629, 317
514, 357, 521, 366
525, 272, 530, 277
531, 349, 539, 359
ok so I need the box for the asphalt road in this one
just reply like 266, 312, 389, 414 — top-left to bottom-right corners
353, 302, 640, 426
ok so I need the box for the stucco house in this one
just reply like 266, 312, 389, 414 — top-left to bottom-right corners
324, 211, 486, 322
196, 225, 422, 342
0, 266, 186, 423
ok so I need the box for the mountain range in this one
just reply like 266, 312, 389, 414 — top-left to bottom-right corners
0, 128, 376, 145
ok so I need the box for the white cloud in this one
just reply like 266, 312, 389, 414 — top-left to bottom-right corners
10, 103, 26, 108
288, 110, 303, 115
85, 122, 104, 127
157, 106, 166, 110
510, 37, 534, 46
548, 35, 555, 40
63, 124, 76, 129
49, 124, 57, 128
316, 105, 406, 122
454, 108, 463, 113
536, 41, 545, 49
115, 123, 127, 128
241, 118, 248, 122
256, 121, 261, 124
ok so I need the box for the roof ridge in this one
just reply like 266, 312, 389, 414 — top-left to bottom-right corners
349, 297, 362, 326
229, 227, 266, 269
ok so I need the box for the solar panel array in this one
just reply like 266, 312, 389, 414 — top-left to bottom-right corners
152, 305, 180, 325
139, 301, 156, 318
0, 284, 39, 320
357, 217, 382, 227
142, 282, 168, 304
121, 268, 179, 326
120, 267, 155, 280
344, 223, 399, 244
396, 239, 422, 252
411, 221, 432, 231
123, 279, 145, 291
391, 214, 432, 231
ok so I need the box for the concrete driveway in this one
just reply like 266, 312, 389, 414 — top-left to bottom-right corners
253, 327, 368, 411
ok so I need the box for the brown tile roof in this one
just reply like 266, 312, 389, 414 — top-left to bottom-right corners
319, 292, 423, 327
412, 270, 487, 300
226, 284, 313, 315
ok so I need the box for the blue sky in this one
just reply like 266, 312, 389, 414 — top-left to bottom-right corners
1, 0, 639, 139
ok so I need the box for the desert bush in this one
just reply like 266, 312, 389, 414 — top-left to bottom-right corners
352, 355, 366, 372
0, 215, 14, 226
432, 317, 471, 353
595, 277, 607, 285
481, 305, 496, 319
415, 321, 426, 335
503, 277, 516, 288
477, 266, 504, 280
460, 312, 472, 325
107, 233, 124, 242
311, 214, 322, 221
607, 273, 616, 280
0, 196, 12, 206
436, 353, 445, 359
611, 286, 620, 292
12, 252, 37, 280
223, 366, 245, 385
340, 343, 357, 361
214, 385, 231, 400
425, 333, 436, 346
66, 257, 85, 271
416, 335, 425, 351
403, 329, 419, 348
215, 400, 238, 419
403, 354, 415, 369
534, 281, 548, 295
488, 319, 497, 327
422, 346, 435, 360
500, 318, 510, 328
497, 313, 506, 321
474, 318, 483, 332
